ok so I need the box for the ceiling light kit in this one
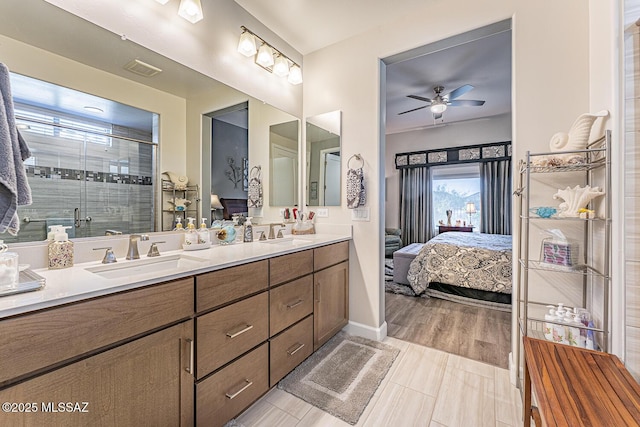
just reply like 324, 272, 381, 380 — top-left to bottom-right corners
155, 0, 203, 24
237, 26, 302, 85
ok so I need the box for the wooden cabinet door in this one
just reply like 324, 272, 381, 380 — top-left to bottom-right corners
314, 261, 349, 350
0, 321, 194, 427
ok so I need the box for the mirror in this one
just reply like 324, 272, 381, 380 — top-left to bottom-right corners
306, 111, 342, 206
0, 0, 301, 243
270, 121, 299, 207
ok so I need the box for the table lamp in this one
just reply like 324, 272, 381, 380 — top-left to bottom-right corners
211, 194, 223, 220
465, 202, 477, 226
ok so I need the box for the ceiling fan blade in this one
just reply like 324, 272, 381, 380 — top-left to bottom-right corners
433, 112, 443, 120
445, 84, 474, 100
407, 94, 432, 103
448, 99, 485, 107
398, 105, 428, 115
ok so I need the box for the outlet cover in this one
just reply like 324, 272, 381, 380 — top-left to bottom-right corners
351, 207, 370, 221
316, 208, 329, 217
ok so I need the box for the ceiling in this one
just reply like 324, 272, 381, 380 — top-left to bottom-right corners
235, 1, 512, 134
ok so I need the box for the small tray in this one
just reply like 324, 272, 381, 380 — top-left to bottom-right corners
0, 269, 46, 297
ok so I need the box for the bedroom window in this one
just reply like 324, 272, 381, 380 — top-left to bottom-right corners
431, 163, 481, 230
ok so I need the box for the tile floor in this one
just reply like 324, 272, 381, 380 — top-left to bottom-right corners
236, 337, 523, 427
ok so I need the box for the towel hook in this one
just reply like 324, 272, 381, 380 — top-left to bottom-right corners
347, 153, 364, 169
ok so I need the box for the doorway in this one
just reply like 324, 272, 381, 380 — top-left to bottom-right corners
381, 20, 513, 369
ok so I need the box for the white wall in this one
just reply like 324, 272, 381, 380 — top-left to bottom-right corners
385, 113, 512, 229
303, 0, 602, 351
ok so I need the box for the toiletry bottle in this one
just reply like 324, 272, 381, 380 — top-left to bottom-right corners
0, 240, 19, 292
184, 217, 198, 245
552, 303, 567, 344
47, 225, 63, 241
586, 320, 596, 350
173, 217, 184, 231
572, 311, 587, 348
198, 218, 210, 245
244, 217, 254, 242
48, 226, 74, 269
543, 305, 556, 341
564, 310, 580, 347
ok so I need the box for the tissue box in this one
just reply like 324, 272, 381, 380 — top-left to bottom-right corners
540, 238, 580, 267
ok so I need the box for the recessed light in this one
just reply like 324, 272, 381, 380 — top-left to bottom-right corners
84, 106, 104, 113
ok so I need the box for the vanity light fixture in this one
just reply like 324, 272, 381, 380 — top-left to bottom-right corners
155, 0, 171, 4
256, 44, 275, 68
273, 55, 290, 77
237, 26, 302, 85
237, 29, 257, 57
178, 0, 204, 23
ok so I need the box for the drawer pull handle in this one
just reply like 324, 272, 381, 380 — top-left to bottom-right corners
287, 342, 305, 356
226, 324, 253, 338
225, 379, 253, 400
185, 338, 194, 375
286, 299, 303, 309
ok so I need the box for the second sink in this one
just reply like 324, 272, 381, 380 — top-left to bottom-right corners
86, 254, 208, 279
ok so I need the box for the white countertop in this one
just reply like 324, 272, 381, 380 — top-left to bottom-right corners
0, 233, 351, 319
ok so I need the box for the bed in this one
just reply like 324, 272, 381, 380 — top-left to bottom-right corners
406, 232, 512, 304
219, 198, 248, 220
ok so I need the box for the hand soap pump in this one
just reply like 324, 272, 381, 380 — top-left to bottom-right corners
184, 217, 198, 245
48, 226, 74, 269
173, 217, 184, 231
543, 305, 556, 341
243, 217, 254, 243
198, 218, 210, 245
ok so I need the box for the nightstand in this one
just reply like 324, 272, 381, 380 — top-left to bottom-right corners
438, 225, 474, 233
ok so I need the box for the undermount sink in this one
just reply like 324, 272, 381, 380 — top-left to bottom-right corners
259, 236, 313, 246
85, 254, 208, 279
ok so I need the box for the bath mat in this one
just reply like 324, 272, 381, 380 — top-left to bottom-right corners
278, 332, 399, 425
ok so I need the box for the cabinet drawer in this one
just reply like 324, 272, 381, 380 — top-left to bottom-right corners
0, 278, 194, 387
269, 315, 313, 387
196, 260, 268, 313
196, 292, 268, 378
314, 241, 349, 271
270, 250, 313, 286
196, 343, 269, 427
270, 275, 313, 336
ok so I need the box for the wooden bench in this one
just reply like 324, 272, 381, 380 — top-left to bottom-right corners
523, 336, 640, 426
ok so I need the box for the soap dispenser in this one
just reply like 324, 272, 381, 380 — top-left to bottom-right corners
173, 217, 184, 231
184, 217, 198, 245
48, 226, 74, 269
47, 225, 64, 241
552, 303, 567, 344
543, 305, 556, 341
198, 218, 210, 245
243, 217, 254, 243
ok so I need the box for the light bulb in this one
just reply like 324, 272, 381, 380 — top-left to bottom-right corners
178, 0, 203, 23
237, 31, 257, 57
287, 65, 302, 85
430, 103, 447, 114
273, 56, 290, 77
256, 44, 274, 67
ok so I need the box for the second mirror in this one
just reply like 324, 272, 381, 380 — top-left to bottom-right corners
306, 111, 341, 206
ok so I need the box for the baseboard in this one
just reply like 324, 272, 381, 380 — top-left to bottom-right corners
344, 320, 388, 342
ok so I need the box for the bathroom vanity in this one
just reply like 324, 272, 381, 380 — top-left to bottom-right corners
0, 235, 350, 427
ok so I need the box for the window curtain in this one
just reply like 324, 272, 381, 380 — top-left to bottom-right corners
399, 166, 432, 245
480, 159, 512, 234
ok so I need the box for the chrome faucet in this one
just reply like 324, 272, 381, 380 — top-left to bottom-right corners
268, 223, 285, 239
126, 234, 149, 260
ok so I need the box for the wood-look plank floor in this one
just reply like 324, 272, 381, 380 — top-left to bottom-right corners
385, 292, 511, 368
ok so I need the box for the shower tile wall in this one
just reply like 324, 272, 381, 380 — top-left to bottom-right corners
8, 129, 154, 243
625, 0, 640, 380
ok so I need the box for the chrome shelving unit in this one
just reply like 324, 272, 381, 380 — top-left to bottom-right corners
515, 131, 611, 386
161, 180, 200, 231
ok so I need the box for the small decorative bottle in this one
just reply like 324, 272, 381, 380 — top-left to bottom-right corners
184, 218, 198, 245
197, 218, 210, 245
243, 217, 254, 242
48, 226, 74, 269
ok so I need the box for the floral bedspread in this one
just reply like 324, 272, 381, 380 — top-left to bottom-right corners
407, 232, 512, 295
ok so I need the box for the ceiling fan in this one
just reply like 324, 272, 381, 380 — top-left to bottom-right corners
398, 84, 485, 119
